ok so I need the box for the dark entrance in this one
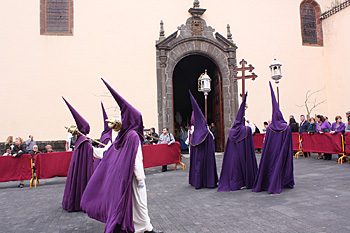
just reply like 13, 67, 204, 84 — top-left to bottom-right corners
172, 55, 225, 151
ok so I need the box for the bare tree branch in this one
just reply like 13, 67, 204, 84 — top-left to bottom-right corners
296, 88, 326, 119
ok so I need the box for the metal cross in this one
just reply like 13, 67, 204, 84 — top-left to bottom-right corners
233, 59, 258, 99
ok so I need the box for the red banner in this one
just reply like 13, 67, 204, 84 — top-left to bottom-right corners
0, 154, 32, 182
344, 133, 350, 155
34, 151, 73, 179
292, 133, 300, 151
301, 133, 343, 154
142, 142, 181, 168
253, 133, 300, 151
253, 133, 265, 149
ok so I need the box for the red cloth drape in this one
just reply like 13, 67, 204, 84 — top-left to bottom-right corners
292, 133, 300, 151
253, 133, 265, 149
301, 133, 343, 154
0, 154, 32, 182
142, 142, 181, 168
344, 133, 350, 155
34, 151, 73, 179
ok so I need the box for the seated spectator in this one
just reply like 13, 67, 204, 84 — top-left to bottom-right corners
2, 148, 12, 156
299, 115, 310, 134
11, 137, 27, 188
25, 135, 37, 153
45, 145, 54, 153
330, 115, 345, 134
158, 127, 175, 172
307, 117, 316, 134
316, 115, 331, 160
262, 121, 268, 132
289, 117, 299, 133
4, 136, 14, 151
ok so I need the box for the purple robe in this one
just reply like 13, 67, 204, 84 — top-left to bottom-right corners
218, 93, 258, 191
94, 102, 113, 171
188, 91, 218, 189
331, 122, 345, 133
61, 97, 94, 212
252, 82, 294, 194
81, 132, 139, 232
81, 78, 144, 233
62, 135, 94, 211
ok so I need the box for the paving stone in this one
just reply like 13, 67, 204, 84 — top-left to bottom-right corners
0, 153, 349, 232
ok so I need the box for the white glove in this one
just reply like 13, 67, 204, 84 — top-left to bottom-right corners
137, 179, 145, 188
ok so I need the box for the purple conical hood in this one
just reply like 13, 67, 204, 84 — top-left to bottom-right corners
190, 111, 195, 125
99, 102, 112, 148
189, 90, 209, 146
100, 102, 110, 133
229, 92, 248, 142
62, 97, 90, 135
269, 82, 288, 131
101, 78, 144, 148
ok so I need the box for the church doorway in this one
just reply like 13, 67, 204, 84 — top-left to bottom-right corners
172, 54, 224, 151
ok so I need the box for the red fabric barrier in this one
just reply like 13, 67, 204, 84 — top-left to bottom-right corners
0, 154, 32, 182
301, 133, 343, 154
34, 151, 73, 179
142, 142, 181, 168
344, 133, 350, 155
292, 133, 300, 151
253, 133, 265, 149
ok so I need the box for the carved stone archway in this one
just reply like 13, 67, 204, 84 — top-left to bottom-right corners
155, 2, 239, 146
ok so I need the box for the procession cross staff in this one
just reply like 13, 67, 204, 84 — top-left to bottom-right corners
65, 126, 107, 147
233, 59, 258, 102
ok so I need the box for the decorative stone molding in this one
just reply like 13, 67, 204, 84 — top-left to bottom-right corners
155, 3, 238, 145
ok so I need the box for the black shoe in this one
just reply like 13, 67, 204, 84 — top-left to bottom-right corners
18, 184, 24, 188
144, 229, 163, 233
162, 165, 167, 172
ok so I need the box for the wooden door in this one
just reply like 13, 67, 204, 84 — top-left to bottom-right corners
212, 73, 224, 152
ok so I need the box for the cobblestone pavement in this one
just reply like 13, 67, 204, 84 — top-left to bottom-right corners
1, 153, 350, 233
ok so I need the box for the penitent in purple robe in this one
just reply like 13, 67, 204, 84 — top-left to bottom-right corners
93, 102, 113, 171
81, 78, 144, 233
62, 97, 94, 212
218, 92, 257, 191
188, 91, 218, 189
252, 82, 294, 194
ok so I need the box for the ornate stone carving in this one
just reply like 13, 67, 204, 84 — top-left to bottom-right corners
190, 19, 203, 36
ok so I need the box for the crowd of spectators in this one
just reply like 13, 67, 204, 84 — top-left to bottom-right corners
1, 135, 55, 188
259, 111, 350, 161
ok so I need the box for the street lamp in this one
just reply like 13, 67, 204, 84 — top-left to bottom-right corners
269, 58, 282, 106
198, 69, 211, 121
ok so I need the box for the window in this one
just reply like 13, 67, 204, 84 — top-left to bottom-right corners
300, 0, 323, 46
40, 0, 73, 36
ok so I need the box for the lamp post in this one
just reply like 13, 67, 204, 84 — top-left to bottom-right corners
269, 58, 282, 106
198, 69, 211, 121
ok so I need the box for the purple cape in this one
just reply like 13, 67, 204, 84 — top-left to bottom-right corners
218, 93, 258, 191
94, 102, 113, 171
188, 91, 218, 189
81, 79, 144, 233
62, 136, 94, 211
61, 97, 94, 211
252, 82, 294, 194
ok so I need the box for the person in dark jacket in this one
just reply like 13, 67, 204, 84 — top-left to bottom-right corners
307, 117, 317, 134
289, 118, 299, 133
299, 115, 310, 134
11, 137, 27, 188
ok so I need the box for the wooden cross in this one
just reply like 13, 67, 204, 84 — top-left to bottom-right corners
233, 59, 258, 98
